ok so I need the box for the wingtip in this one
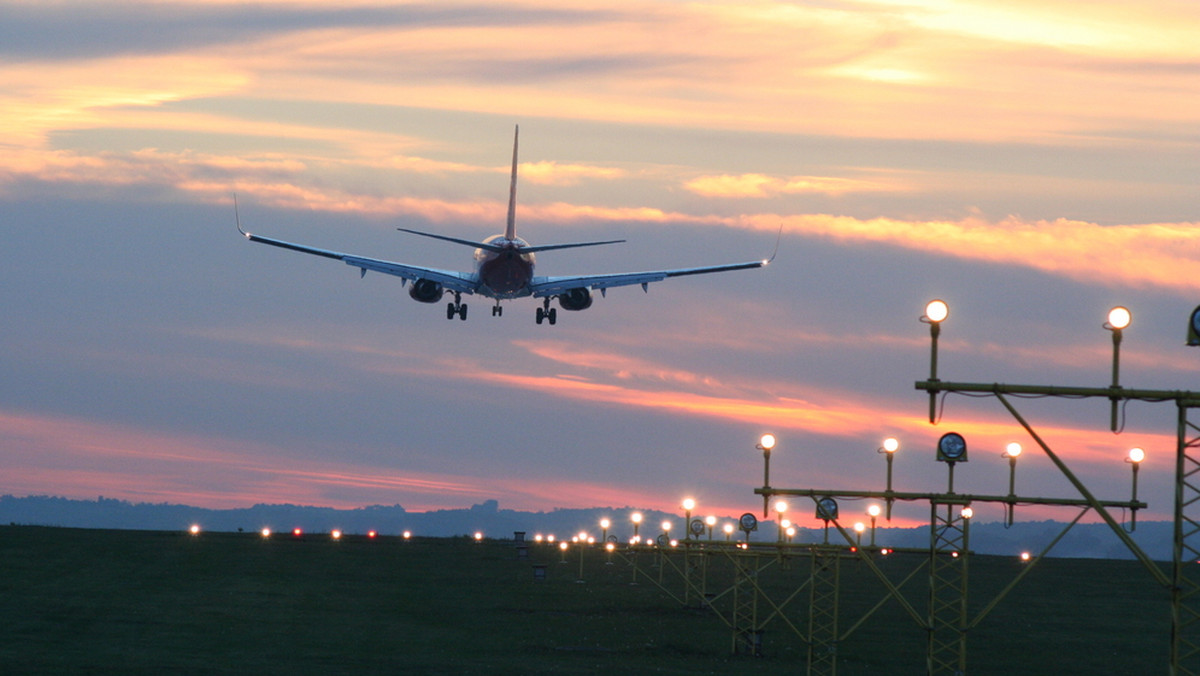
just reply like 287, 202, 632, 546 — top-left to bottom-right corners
233, 193, 250, 238
763, 224, 783, 264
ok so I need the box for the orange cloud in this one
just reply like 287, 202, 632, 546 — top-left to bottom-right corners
744, 213, 1200, 297
684, 173, 906, 198
519, 161, 624, 186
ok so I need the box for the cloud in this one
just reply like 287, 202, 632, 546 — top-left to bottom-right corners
684, 173, 907, 198
519, 161, 624, 186
758, 213, 1200, 296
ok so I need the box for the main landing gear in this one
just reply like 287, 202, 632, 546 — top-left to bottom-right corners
446, 292, 467, 320
492, 303, 503, 317
535, 298, 557, 325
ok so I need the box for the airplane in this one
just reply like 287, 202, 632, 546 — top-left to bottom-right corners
238, 125, 774, 325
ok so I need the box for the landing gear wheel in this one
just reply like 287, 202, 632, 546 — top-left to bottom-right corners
446, 302, 457, 320
492, 305, 503, 317
537, 299, 558, 326
458, 304, 468, 320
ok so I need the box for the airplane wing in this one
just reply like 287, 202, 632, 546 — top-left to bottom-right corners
241, 230, 480, 295
529, 258, 769, 298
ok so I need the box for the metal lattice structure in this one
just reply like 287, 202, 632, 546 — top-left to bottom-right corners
807, 546, 840, 675
731, 552, 761, 655
1174, 402, 1200, 675
928, 502, 969, 675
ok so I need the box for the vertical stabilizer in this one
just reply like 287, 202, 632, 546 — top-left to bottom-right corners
506, 125, 519, 241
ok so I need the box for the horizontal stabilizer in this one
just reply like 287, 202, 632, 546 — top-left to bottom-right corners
398, 227, 624, 254
398, 228, 508, 253
520, 239, 625, 253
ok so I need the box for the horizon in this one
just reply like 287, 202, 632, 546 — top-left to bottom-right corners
0, 493, 1175, 562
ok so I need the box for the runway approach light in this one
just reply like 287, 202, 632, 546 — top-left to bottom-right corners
1189, 305, 1200, 346
937, 432, 968, 463
924, 299, 949, 323
1106, 306, 1132, 331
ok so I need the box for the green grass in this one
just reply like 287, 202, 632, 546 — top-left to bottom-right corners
0, 527, 1170, 675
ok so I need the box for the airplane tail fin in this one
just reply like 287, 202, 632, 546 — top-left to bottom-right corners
506, 124, 518, 241
396, 126, 626, 254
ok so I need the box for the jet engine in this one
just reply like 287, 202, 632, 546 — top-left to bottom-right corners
408, 278, 444, 303
557, 287, 593, 311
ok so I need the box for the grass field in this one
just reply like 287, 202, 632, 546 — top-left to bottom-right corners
0, 526, 1171, 674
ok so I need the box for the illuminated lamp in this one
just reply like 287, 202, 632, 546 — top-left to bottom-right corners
923, 299, 949, 324
1107, 306, 1131, 331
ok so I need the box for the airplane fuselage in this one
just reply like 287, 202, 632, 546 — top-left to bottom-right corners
474, 235, 535, 298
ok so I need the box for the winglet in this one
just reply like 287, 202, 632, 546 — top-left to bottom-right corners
762, 224, 783, 265
234, 193, 249, 238
506, 125, 519, 241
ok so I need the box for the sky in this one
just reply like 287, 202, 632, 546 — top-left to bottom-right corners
1, 0, 1198, 532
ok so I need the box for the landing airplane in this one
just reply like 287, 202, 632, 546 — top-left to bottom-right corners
238, 126, 773, 325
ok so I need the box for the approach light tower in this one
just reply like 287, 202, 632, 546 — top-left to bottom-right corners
914, 300, 1200, 676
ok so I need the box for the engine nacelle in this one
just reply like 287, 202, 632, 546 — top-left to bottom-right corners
408, 278, 444, 304
557, 287, 593, 311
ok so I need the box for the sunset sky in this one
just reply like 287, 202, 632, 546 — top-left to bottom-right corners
2, 0, 1198, 531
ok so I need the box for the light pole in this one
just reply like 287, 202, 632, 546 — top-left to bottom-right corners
705, 516, 717, 541
600, 518, 610, 544
936, 431, 968, 493
1003, 442, 1022, 526
879, 437, 899, 518
1105, 306, 1131, 432
682, 498, 695, 541
867, 504, 881, 547
759, 433, 777, 516
922, 299, 949, 422
1127, 447, 1145, 528
631, 512, 642, 544
723, 523, 735, 542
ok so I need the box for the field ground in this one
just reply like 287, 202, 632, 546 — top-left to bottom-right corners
0, 526, 1171, 674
